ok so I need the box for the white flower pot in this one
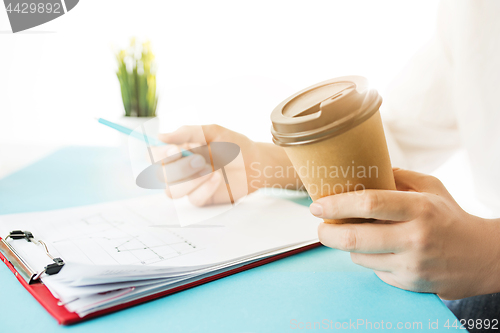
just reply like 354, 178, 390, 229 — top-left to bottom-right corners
116, 116, 159, 163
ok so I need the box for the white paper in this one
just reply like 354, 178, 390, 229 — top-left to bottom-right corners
0, 191, 320, 315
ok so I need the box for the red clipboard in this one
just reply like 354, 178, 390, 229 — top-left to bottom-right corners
0, 237, 320, 325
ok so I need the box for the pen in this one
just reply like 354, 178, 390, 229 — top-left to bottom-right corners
96, 118, 192, 157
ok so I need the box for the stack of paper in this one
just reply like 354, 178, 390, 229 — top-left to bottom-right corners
0, 192, 319, 317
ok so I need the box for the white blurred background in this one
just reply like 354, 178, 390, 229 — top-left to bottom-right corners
3, 0, 490, 216
0, 0, 439, 146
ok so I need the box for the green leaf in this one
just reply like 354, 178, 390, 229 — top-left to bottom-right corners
115, 37, 159, 117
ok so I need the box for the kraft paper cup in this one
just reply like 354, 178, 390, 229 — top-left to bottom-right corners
271, 76, 396, 224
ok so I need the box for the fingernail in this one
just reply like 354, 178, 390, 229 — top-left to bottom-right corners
190, 155, 205, 169
310, 203, 323, 217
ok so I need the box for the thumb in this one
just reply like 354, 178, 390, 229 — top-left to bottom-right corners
393, 168, 452, 198
159, 125, 222, 145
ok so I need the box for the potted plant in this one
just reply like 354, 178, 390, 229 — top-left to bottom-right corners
115, 38, 159, 160
115, 38, 158, 127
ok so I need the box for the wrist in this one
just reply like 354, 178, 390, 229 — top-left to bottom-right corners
249, 142, 276, 189
247, 142, 303, 191
245, 142, 270, 191
477, 217, 500, 295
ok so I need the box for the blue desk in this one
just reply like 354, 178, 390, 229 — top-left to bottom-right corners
0, 147, 459, 332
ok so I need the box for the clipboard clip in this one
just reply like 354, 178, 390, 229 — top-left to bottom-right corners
0, 230, 65, 284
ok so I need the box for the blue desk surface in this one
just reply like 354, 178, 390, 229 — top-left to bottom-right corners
0, 146, 459, 332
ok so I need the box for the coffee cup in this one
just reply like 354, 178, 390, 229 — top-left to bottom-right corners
271, 76, 396, 224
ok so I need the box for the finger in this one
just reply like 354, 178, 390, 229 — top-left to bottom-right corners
162, 154, 210, 183
350, 252, 396, 272
187, 171, 223, 206
317, 222, 410, 253
164, 166, 212, 198
374, 271, 406, 290
186, 142, 204, 150
159, 124, 222, 145
311, 190, 425, 221
210, 183, 236, 205
150, 145, 182, 164
170, 143, 211, 158
166, 166, 214, 199
393, 169, 450, 197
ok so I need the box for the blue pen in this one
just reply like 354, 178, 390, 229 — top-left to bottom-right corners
96, 118, 192, 157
